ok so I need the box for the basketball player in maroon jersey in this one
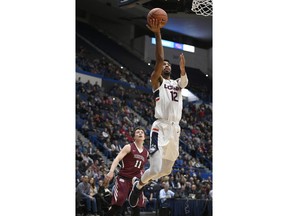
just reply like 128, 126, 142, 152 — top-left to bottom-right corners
129, 18, 188, 208
104, 127, 149, 216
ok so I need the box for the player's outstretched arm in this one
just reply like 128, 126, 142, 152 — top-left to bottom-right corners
179, 53, 186, 76
178, 53, 188, 88
105, 144, 131, 184
147, 19, 164, 91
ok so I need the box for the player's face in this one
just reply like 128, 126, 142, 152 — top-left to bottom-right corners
134, 129, 145, 141
162, 61, 171, 77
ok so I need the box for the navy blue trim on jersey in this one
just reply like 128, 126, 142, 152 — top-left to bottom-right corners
149, 131, 159, 155
153, 89, 160, 101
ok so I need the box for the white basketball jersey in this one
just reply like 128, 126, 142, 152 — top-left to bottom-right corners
153, 78, 183, 122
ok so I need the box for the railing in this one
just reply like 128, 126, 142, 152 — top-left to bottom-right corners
157, 198, 212, 216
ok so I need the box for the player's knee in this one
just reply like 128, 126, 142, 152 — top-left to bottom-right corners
149, 166, 161, 177
162, 168, 173, 176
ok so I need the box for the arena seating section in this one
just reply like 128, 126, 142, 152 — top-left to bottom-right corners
76, 20, 212, 215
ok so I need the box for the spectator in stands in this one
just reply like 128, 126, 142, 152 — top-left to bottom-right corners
198, 184, 210, 200
82, 151, 94, 164
205, 182, 212, 199
159, 182, 175, 202
89, 149, 104, 164
169, 175, 181, 191
183, 181, 193, 197
90, 177, 107, 216
100, 128, 110, 142
76, 147, 83, 162
86, 165, 96, 179
198, 106, 205, 119
189, 184, 200, 199
90, 177, 98, 198
207, 176, 212, 185
143, 182, 158, 212
195, 158, 202, 169
76, 175, 99, 216
97, 179, 112, 215
87, 141, 96, 155
110, 142, 120, 159
209, 189, 213, 200
178, 183, 187, 198
76, 135, 83, 147
82, 120, 90, 137
76, 167, 82, 186
159, 182, 175, 216
102, 142, 112, 159
78, 159, 92, 176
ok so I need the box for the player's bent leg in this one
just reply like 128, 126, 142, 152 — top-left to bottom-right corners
144, 159, 175, 181
129, 151, 163, 208
140, 150, 162, 185
128, 152, 162, 208
128, 177, 143, 208
160, 159, 175, 176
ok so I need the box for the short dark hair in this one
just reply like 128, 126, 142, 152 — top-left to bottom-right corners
164, 59, 171, 64
132, 126, 146, 136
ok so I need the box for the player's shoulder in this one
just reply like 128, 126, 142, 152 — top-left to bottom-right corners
123, 143, 132, 152
124, 143, 132, 148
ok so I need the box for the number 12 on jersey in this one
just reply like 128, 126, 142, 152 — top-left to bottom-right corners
170, 91, 178, 102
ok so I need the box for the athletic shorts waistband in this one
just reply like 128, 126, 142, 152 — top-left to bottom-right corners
156, 119, 179, 125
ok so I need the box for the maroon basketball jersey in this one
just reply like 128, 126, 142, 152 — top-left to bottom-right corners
118, 142, 149, 179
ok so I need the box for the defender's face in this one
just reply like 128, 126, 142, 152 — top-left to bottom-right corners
134, 129, 145, 141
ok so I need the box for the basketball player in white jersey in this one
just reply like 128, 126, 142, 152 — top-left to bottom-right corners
128, 18, 188, 207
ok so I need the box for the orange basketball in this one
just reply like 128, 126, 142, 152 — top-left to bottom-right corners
147, 8, 168, 28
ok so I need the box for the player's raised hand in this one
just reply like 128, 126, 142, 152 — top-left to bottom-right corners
179, 53, 186, 72
146, 18, 161, 33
